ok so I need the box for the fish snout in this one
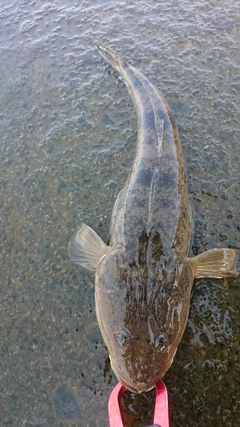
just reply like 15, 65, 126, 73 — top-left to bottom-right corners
120, 378, 154, 394
135, 382, 154, 393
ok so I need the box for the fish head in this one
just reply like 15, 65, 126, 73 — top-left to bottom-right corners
96, 247, 194, 393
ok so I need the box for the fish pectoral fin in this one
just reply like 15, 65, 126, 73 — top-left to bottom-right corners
188, 248, 238, 278
69, 223, 108, 271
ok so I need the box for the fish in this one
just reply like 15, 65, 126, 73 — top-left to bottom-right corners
69, 43, 237, 393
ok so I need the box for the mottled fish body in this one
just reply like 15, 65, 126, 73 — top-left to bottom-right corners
69, 43, 237, 393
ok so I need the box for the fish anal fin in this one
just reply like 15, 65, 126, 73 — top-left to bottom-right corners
69, 223, 108, 271
188, 248, 238, 278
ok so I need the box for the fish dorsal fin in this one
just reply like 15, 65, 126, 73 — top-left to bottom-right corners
188, 248, 238, 278
69, 223, 108, 271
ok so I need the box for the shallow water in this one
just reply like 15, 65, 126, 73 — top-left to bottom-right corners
0, 1, 240, 426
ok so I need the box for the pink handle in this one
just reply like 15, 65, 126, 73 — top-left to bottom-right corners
108, 380, 170, 427
108, 382, 125, 427
153, 380, 170, 427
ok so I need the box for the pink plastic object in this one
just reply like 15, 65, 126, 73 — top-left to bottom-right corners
108, 380, 170, 427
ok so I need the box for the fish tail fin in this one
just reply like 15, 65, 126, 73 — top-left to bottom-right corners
96, 42, 126, 72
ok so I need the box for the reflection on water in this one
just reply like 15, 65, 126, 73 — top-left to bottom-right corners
0, 0, 240, 425
120, 388, 156, 427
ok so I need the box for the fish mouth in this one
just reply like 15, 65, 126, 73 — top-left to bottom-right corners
120, 378, 155, 394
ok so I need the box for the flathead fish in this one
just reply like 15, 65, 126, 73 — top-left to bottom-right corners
69, 43, 237, 393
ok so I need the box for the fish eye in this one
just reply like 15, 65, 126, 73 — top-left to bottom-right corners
117, 330, 130, 347
155, 333, 168, 351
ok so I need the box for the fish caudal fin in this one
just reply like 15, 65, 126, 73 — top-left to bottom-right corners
188, 248, 238, 278
69, 223, 108, 271
96, 42, 126, 72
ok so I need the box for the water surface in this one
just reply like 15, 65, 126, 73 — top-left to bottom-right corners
0, 1, 240, 426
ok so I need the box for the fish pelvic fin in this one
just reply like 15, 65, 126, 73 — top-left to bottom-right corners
188, 248, 238, 278
69, 223, 108, 271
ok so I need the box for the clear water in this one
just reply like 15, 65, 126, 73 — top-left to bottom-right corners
0, 1, 240, 426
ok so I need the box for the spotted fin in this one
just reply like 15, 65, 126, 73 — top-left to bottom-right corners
69, 223, 108, 271
188, 248, 238, 278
